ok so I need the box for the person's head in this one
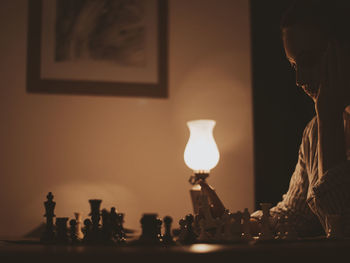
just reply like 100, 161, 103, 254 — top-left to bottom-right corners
281, 0, 350, 100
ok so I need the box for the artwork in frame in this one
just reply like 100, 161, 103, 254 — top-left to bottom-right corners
27, 0, 168, 98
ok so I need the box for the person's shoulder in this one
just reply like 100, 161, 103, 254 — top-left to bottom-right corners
302, 116, 318, 143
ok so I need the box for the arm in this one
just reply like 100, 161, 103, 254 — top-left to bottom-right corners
315, 41, 347, 179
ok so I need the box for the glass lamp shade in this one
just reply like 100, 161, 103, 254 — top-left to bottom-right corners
184, 119, 220, 173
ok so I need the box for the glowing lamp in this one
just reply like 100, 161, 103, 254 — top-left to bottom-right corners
184, 119, 220, 214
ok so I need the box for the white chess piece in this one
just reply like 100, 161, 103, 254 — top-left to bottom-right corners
74, 212, 84, 240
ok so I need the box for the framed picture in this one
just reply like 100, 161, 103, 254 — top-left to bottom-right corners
27, 0, 168, 98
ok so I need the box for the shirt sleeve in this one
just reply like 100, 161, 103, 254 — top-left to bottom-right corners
251, 118, 323, 237
308, 161, 350, 230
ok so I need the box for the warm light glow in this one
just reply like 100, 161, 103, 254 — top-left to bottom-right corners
188, 244, 222, 253
184, 119, 220, 172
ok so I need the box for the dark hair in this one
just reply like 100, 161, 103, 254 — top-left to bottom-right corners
280, 0, 350, 42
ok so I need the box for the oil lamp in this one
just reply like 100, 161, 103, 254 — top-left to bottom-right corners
184, 119, 220, 214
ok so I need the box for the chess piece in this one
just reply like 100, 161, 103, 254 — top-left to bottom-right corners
156, 218, 163, 242
283, 215, 298, 240
83, 218, 92, 243
180, 214, 197, 244
221, 212, 233, 241
89, 199, 102, 243
139, 213, 162, 245
101, 209, 115, 245
258, 203, 274, 241
241, 208, 252, 241
115, 212, 127, 243
162, 216, 175, 245
197, 219, 211, 242
230, 211, 243, 242
41, 192, 56, 243
74, 212, 84, 240
177, 218, 187, 243
69, 219, 79, 244
56, 217, 69, 244
275, 215, 286, 240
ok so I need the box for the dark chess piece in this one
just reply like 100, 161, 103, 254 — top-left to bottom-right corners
101, 209, 114, 245
56, 217, 69, 244
88, 199, 102, 243
162, 216, 175, 245
83, 218, 92, 244
157, 218, 163, 242
181, 214, 198, 244
41, 192, 56, 243
138, 213, 162, 245
69, 219, 79, 244
115, 212, 127, 243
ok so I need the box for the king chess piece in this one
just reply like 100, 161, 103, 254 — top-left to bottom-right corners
41, 192, 56, 244
162, 216, 175, 246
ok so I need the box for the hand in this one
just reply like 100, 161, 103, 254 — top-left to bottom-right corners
199, 180, 226, 218
316, 40, 350, 116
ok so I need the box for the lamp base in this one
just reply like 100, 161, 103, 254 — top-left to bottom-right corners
190, 184, 202, 215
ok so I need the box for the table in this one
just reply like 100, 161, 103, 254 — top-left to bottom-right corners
1, 238, 349, 263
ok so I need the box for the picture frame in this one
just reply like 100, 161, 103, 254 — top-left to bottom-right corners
27, 0, 168, 98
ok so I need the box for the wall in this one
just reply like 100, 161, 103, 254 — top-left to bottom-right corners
0, 0, 253, 237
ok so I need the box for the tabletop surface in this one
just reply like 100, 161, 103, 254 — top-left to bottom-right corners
1, 237, 350, 263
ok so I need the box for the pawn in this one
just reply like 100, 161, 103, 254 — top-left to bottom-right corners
156, 218, 163, 242
56, 217, 69, 244
181, 214, 197, 244
177, 218, 187, 243
283, 215, 298, 240
69, 219, 79, 244
74, 212, 84, 240
258, 203, 273, 241
101, 209, 114, 245
230, 211, 242, 241
162, 216, 175, 245
83, 218, 92, 243
115, 213, 126, 243
241, 208, 252, 241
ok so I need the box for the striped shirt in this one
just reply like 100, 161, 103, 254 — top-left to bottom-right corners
251, 115, 350, 237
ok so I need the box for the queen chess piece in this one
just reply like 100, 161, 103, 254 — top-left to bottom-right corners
41, 192, 56, 244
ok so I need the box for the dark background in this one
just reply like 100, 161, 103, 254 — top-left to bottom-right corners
250, 0, 315, 209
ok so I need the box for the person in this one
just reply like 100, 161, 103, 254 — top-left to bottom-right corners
200, 0, 350, 237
